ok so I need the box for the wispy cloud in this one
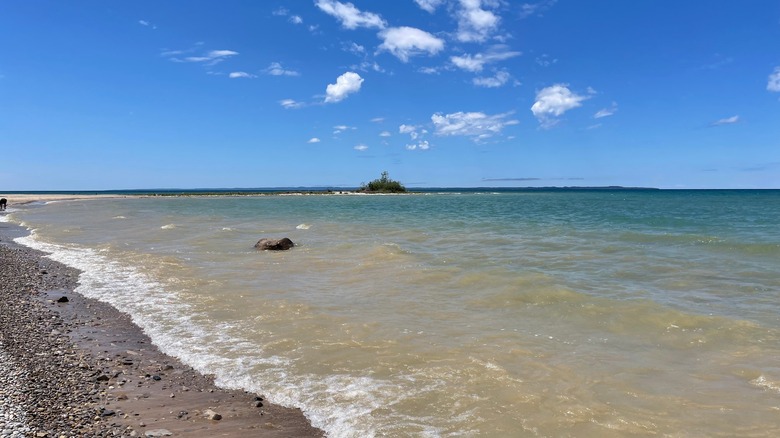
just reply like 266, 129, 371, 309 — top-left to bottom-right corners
473, 70, 512, 88
138, 20, 157, 29
229, 71, 256, 79
768, 67, 780, 92
354, 144, 369, 151
518, 0, 558, 19
431, 111, 518, 141
594, 102, 618, 119
379, 131, 391, 137
700, 54, 733, 70
325, 72, 364, 103
308, 137, 321, 143
165, 48, 238, 66
451, 45, 521, 72
419, 66, 441, 75
264, 62, 300, 77
711, 115, 740, 126
273, 7, 304, 24
279, 99, 305, 109
535, 54, 557, 67
378, 26, 445, 62
531, 84, 589, 128
315, 0, 386, 29
343, 41, 365, 55
333, 125, 356, 134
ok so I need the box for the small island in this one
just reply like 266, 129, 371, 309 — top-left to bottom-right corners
358, 171, 407, 193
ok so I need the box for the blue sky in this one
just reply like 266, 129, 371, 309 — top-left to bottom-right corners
1, 1, 779, 190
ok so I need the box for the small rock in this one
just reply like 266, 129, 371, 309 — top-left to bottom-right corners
57, 296, 69, 303
144, 429, 172, 437
203, 409, 222, 421
254, 237, 295, 251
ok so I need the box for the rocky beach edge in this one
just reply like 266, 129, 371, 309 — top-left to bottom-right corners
0, 218, 324, 438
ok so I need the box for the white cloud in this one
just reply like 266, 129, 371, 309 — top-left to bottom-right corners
371, 117, 385, 123
711, 115, 740, 126
354, 144, 369, 151
594, 102, 618, 118
181, 50, 238, 65
315, 0, 386, 29
290, 15, 303, 24
473, 70, 510, 88
431, 111, 518, 141
399, 124, 420, 140
419, 66, 441, 74
273, 8, 289, 16
279, 99, 304, 109
768, 67, 780, 92
333, 125, 356, 134
229, 71, 256, 79
456, 0, 501, 43
415, 0, 445, 13
451, 45, 521, 72
531, 84, 589, 128
379, 131, 391, 137
308, 137, 321, 143
378, 26, 445, 62
406, 140, 430, 150
325, 72, 364, 103
264, 62, 300, 76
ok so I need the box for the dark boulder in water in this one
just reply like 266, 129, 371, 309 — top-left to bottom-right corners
254, 237, 295, 251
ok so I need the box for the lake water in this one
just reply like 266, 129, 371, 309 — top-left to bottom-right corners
5, 190, 780, 436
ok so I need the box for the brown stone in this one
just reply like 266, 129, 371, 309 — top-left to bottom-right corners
254, 238, 295, 251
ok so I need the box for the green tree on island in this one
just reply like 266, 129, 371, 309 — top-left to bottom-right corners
359, 171, 407, 193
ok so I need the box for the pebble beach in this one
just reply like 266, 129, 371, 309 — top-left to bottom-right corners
0, 215, 323, 437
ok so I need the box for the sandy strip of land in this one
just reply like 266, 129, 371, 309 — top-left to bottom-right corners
1, 194, 128, 205
0, 218, 324, 437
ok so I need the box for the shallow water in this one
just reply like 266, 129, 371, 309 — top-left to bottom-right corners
6, 190, 780, 436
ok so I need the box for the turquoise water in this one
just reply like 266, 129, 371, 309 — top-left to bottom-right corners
5, 190, 780, 436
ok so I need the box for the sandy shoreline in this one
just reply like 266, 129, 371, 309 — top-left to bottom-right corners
0, 218, 324, 437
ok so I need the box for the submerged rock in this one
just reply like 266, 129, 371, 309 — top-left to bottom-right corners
254, 237, 295, 251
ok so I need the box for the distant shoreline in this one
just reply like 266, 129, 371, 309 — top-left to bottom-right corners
3, 187, 779, 203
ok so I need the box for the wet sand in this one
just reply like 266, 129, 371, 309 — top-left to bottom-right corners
0, 216, 324, 437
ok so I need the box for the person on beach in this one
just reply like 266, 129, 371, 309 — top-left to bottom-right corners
0, 198, 6, 211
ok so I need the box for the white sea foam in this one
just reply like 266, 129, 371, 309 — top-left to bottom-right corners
751, 375, 780, 393
160, 224, 176, 229
11, 230, 419, 437
296, 223, 311, 230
